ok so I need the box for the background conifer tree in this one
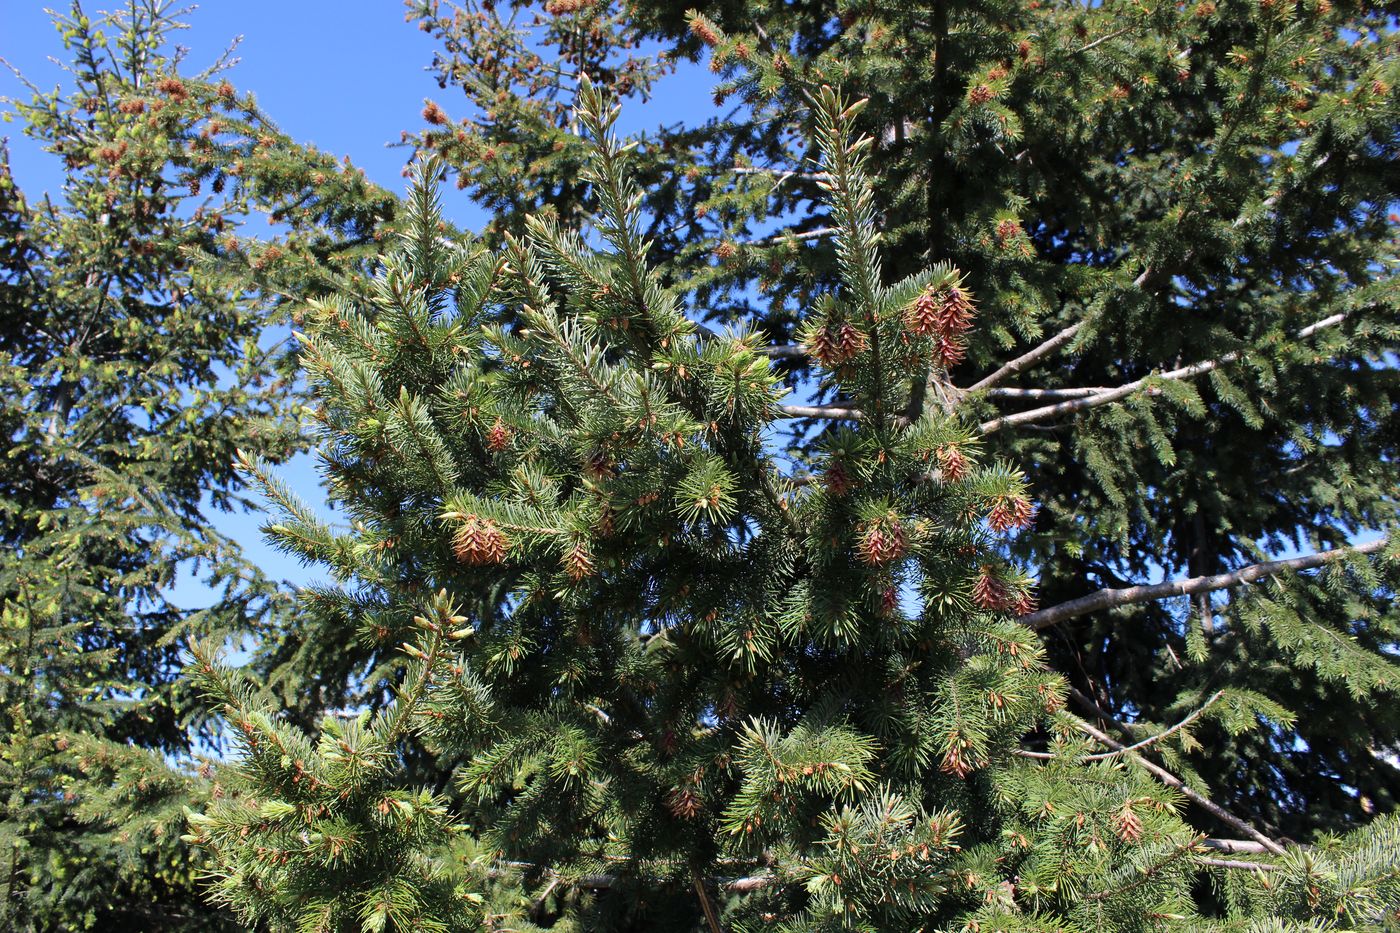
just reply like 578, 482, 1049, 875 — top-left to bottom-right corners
0, 3, 397, 928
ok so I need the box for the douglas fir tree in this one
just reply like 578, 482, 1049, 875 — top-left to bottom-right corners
189, 66, 1399, 930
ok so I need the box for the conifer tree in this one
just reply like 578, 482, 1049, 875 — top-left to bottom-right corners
191, 73, 1399, 930
0, 3, 396, 928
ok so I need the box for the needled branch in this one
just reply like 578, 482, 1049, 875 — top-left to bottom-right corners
1022, 538, 1386, 630
979, 312, 1350, 435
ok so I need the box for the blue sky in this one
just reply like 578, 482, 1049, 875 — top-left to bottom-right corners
1, 1, 719, 597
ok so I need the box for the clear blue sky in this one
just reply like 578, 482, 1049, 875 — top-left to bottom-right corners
1, 1, 719, 598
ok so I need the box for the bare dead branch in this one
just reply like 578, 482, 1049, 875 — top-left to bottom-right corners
777, 403, 864, 420
750, 225, 839, 247
979, 312, 1350, 435
1201, 839, 1269, 854
967, 321, 1085, 392
1021, 538, 1386, 630
983, 386, 1113, 400
1196, 856, 1277, 871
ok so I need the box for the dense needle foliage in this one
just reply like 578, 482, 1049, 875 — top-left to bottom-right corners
1, 0, 1396, 929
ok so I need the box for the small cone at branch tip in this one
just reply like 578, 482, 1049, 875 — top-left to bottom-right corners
858, 515, 907, 566
988, 495, 1036, 533
936, 444, 970, 482
486, 417, 512, 452
452, 516, 508, 565
689, 14, 721, 46
1114, 805, 1144, 843
563, 539, 596, 581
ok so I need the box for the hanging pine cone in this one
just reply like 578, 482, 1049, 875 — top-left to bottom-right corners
908, 282, 976, 371
905, 286, 942, 336
804, 321, 868, 367
1009, 586, 1038, 617
836, 322, 868, 360
584, 448, 613, 480
940, 732, 980, 778
858, 515, 907, 566
824, 460, 854, 497
666, 786, 704, 820
934, 333, 966, 368
453, 516, 508, 565
988, 495, 1036, 533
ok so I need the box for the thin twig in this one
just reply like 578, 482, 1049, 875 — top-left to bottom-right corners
1083, 691, 1224, 760
1067, 690, 1287, 855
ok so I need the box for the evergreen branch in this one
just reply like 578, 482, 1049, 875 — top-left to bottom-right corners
978, 312, 1351, 434
1084, 839, 1198, 901
1022, 538, 1387, 630
1082, 691, 1224, 760
966, 321, 1086, 392
1066, 690, 1287, 855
